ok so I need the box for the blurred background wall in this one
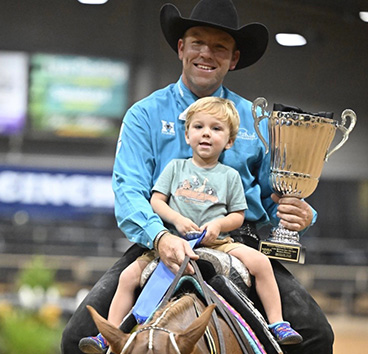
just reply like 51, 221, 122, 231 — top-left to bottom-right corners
0, 0, 367, 352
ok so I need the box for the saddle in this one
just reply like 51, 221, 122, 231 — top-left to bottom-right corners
140, 247, 252, 292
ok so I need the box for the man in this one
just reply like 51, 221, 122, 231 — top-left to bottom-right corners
61, 1, 334, 353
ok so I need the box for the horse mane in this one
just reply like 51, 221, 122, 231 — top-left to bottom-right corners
149, 293, 198, 326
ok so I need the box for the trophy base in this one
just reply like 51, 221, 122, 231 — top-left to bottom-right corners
259, 240, 306, 264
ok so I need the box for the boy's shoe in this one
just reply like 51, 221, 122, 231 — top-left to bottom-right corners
269, 321, 303, 345
79, 333, 108, 354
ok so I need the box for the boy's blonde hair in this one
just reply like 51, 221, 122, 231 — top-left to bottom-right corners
185, 97, 240, 142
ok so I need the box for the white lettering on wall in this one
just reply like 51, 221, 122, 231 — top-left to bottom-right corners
0, 170, 114, 209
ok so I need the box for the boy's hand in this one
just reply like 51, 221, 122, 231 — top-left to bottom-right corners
174, 216, 200, 236
199, 220, 221, 246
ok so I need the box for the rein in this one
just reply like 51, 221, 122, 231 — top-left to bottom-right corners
189, 260, 254, 354
160, 255, 227, 353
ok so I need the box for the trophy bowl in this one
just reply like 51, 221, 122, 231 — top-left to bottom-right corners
252, 97, 357, 263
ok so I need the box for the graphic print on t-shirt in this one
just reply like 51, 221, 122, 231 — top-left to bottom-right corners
174, 175, 218, 204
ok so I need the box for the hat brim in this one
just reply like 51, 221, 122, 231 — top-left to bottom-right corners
160, 4, 269, 70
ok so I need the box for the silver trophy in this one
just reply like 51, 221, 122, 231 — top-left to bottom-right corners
252, 97, 357, 263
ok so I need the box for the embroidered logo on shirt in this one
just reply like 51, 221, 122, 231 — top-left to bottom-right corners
161, 120, 175, 135
237, 128, 257, 140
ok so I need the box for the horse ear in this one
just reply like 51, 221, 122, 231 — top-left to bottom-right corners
175, 304, 216, 352
86, 305, 130, 354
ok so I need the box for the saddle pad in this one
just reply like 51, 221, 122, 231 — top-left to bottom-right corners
208, 275, 283, 354
208, 283, 267, 354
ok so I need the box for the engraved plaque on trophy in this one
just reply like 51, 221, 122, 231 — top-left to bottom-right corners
252, 97, 357, 263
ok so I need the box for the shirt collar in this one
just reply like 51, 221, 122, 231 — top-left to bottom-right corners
175, 76, 225, 121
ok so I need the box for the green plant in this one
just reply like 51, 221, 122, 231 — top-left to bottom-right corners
0, 308, 64, 354
16, 256, 56, 291
0, 256, 65, 353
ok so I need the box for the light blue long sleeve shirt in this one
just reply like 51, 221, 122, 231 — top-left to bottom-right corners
112, 77, 316, 249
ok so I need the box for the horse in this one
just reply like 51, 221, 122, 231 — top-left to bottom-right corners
86, 292, 243, 354
84, 253, 282, 354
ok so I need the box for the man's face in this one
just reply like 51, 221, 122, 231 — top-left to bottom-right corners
178, 26, 240, 98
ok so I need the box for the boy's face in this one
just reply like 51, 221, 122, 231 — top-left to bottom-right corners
185, 111, 233, 166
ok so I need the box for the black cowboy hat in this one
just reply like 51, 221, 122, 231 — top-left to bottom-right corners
160, 0, 269, 70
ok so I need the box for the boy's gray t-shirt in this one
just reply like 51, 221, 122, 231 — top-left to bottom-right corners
152, 158, 247, 237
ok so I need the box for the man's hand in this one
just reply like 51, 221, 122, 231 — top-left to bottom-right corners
157, 233, 199, 274
271, 193, 313, 231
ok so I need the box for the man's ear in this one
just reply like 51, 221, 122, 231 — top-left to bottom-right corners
229, 50, 240, 71
178, 39, 184, 61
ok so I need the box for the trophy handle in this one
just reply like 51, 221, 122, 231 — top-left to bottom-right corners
252, 97, 270, 153
325, 109, 357, 161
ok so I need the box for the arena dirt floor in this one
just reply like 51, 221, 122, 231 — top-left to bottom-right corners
328, 315, 368, 354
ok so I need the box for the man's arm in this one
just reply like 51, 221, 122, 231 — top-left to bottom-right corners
114, 117, 199, 273
113, 107, 165, 249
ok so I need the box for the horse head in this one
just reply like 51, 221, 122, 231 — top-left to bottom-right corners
86, 302, 216, 354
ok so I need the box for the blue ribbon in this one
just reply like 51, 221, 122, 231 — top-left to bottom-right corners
132, 231, 206, 323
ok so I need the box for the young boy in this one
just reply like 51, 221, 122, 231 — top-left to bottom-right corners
79, 97, 302, 353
